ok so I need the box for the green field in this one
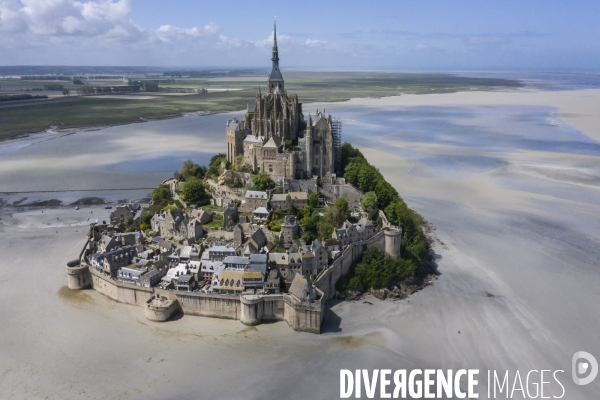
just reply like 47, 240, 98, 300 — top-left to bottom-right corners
0, 71, 522, 141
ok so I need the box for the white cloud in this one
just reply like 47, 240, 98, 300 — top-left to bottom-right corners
414, 43, 428, 50
305, 39, 327, 47
0, 1, 348, 66
254, 31, 290, 48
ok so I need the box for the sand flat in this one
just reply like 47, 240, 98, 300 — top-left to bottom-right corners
1, 87, 599, 399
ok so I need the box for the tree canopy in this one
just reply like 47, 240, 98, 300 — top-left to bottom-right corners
152, 185, 172, 202
180, 176, 205, 203
178, 159, 206, 181
336, 247, 416, 291
308, 192, 319, 208
252, 172, 275, 191
207, 153, 227, 180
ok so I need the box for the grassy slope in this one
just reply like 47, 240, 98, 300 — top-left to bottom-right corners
0, 72, 521, 140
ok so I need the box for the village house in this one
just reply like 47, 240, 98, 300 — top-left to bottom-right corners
110, 203, 141, 225
240, 228, 268, 255
279, 215, 300, 245
150, 209, 203, 242
332, 218, 377, 246
223, 202, 238, 229
269, 251, 303, 282
140, 263, 168, 288
242, 190, 269, 212
205, 245, 236, 261
90, 246, 138, 276
252, 207, 270, 223
270, 192, 308, 211
176, 275, 195, 292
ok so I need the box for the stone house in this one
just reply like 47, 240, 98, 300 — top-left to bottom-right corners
269, 251, 303, 282
241, 228, 267, 255
117, 264, 147, 285
332, 218, 377, 246
91, 246, 138, 276
223, 202, 238, 229
140, 263, 168, 287
205, 245, 236, 261
252, 207, 270, 223
242, 190, 268, 212
300, 239, 329, 274
110, 203, 140, 225
280, 215, 299, 245
151, 209, 203, 242
270, 192, 308, 211
222, 256, 250, 270
198, 260, 223, 281
176, 275, 195, 292
214, 269, 244, 294
233, 223, 245, 247
263, 269, 281, 294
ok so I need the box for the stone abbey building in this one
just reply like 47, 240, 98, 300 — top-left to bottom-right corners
226, 21, 342, 182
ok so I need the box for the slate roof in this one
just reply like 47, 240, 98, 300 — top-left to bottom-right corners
245, 190, 268, 199
289, 273, 316, 301
253, 207, 270, 215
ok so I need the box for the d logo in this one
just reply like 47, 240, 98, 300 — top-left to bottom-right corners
572, 351, 598, 386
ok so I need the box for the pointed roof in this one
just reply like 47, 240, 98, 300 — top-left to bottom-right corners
289, 273, 316, 302
268, 17, 284, 84
264, 137, 278, 148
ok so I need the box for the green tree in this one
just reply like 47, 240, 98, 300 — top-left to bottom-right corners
334, 197, 350, 220
361, 191, 378, 213
207, 153, 227, 179
357, 164, 378, 192
308, 192, 319, 208
181, 176, 205, 203
152, 185, 172, 202
284, 139, 292, 149
374, 180, 397, 210
252, 172, 275, 191
341, 142, 364, 170
179, 159, 206, 181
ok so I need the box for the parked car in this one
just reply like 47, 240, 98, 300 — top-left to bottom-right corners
104, 206, 112, 209
75, 206, 80, 210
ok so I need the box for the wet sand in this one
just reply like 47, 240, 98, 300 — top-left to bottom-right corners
1, 89, 600, 399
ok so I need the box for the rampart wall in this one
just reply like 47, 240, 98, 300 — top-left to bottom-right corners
72, 226, 394, 333
314, 231, 386, 301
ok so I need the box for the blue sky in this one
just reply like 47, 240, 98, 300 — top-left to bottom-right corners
1, 0, 599, 70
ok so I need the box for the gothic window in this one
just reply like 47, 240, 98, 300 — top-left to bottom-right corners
269, 164, 273, 173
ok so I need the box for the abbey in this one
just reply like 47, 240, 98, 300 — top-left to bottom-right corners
226, 21, 341, 182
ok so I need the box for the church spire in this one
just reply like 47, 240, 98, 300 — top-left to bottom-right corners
267, 16, 284, 94
272, 16, 279, 63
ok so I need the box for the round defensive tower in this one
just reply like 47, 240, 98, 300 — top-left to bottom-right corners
240, 295, 264, 326
384, 227, 402, 259
145, 296, 181, 322
65, 259, 92, 290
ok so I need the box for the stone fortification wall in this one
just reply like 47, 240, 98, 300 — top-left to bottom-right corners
90, 269, 153, 306
65, 259, 93, 290
177, 292, 242, 320
145, 296, 181, 322
314, 231, 386, 301
321, 182, 364, 205
86, 268, 290, 326
283, 293, 325, 334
